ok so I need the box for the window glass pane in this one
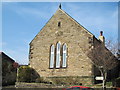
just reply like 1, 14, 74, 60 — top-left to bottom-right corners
56, 42, 61, 68
62, 44, 67, 67
58, 43, 60, 51
63, 44, 66, 51
50, 45, 54, 68
51, 45, 54, 52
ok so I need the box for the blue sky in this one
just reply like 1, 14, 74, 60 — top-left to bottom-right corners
2, 2, 118, 65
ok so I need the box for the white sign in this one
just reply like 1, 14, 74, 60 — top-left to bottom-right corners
95, 76, 104, 80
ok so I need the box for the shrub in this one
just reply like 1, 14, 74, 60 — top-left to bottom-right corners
17, 66, 39, 82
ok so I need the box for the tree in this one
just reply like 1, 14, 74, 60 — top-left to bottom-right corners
105, 40, 118, 56
116, 48, 120, 60
116, 41, 120, 58
86, 40, 119, 90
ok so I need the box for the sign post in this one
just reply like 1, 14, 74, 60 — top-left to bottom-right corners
95, 76, 104, 80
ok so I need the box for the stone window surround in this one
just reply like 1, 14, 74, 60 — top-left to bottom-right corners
49, 42, 67, 69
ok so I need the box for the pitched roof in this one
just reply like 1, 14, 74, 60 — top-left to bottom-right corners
0, 52, 15, 63
0, 52, 2, 54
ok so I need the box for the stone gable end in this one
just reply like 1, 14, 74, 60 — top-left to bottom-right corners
29, 8, 94, 78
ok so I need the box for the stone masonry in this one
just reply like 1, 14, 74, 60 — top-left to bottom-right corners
29, 8, 94, 77
29, 7, 119, 85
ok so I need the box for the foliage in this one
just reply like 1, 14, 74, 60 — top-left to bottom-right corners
117, 49, 120, 60
84, 39, 119, 89
105, 40, 118, 56
17, 66, 39, 82
106, 82, 112, 87
87, 43, 118, 70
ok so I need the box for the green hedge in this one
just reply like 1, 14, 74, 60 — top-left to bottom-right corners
17, 66, 39, 82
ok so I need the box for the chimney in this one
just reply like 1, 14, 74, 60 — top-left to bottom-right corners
100, 31, 103, 36
99, 31, 105, 45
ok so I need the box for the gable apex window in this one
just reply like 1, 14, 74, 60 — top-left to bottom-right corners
50, 44, 55, 68
62, 43, 67, 68
58, 22, 61, 27
56, 42, 61, 68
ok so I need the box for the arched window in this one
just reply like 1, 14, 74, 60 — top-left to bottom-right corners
50, 45, 55, 68
56, 42, 61, 68
62, 43, 67, 68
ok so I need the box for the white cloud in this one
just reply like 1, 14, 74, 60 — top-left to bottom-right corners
65, 3, 118, 37
2, 41, 29, 65
63, 3, 118, 42
15, 7, 49, 19
3, 47, 29, 65
3, 3, 52, 20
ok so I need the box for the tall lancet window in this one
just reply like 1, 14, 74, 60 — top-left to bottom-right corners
50, 45, 55, 68
62, 43, 67, 68
56, 42, 61, 68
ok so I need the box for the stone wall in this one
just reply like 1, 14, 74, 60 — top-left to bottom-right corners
29, 9, 97, 85
45, 76, 94, 86
1, 52, 17, 86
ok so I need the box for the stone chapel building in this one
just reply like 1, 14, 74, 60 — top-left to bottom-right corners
29, 5, 119, 85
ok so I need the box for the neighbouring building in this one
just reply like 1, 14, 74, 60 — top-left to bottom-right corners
29, 5, 119, 85
0, 52, 18, 86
